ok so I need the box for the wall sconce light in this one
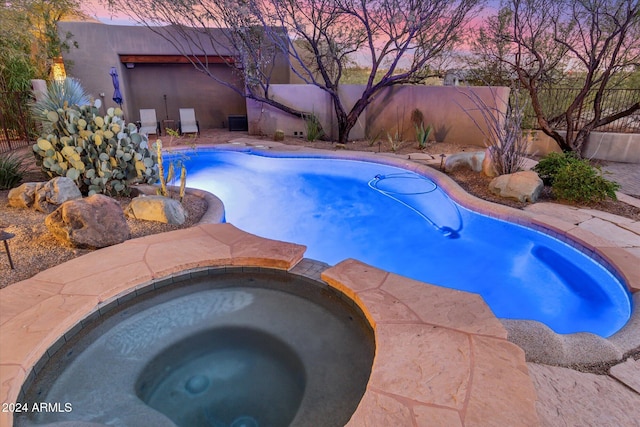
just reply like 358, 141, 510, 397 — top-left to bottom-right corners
125, 63, 135, 69
51, 57, 67, 81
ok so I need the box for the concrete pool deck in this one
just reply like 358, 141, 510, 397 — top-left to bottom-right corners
1, 142, 639, 426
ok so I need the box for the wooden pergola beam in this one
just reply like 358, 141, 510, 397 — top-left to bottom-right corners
119, 55, 235, 64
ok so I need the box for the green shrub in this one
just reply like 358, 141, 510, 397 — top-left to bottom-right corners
532, 152, 579, 185
534, 152, 619, 202
304, 114, 324, 142
32, 104, 158, 196
0, 151, 29, 189
551, 159, 619, 202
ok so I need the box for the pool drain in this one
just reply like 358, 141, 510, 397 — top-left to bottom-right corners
185, 374, 210, 394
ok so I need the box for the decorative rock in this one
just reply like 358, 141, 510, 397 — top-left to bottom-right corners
7, 182, 39, 208
502, 319, 623, 365
34, 177, 83, 213
273, 129, 285, 141
124, 195, 186, 225
45, 194, 130, 248
489, 171, 543, 203
444, 151, 485, 172
481, 147, 498, 177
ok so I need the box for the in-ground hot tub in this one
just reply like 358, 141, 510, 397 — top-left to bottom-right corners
16, 269, 374, 427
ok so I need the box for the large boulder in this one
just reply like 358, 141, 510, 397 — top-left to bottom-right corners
7, 182, 39, 208
489, 171, 544, 203
33, 177, 83, 213
124, 195, 187, 225
444, 151, 485, 172
45, 194, 130, 248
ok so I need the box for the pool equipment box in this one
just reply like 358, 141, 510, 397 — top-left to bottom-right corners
228, 115, 248, 131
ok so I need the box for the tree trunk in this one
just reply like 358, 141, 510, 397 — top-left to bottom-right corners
572, 126, 594, 156
538, 126, 572, 152
337, 114, 360, 145
336, 95, 371, 144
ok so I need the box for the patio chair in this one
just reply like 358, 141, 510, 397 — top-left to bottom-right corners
139, 109, 160, 136
178, 108, 200, 135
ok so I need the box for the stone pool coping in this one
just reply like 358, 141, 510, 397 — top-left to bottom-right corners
0, 224, 539, 426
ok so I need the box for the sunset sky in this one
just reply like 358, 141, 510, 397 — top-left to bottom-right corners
77, 0, 495, 68
80, 1, 138, 25
80, 1, 498, 27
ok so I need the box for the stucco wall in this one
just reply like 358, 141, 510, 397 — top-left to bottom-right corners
365, 85, 508, 145
247, 85, 510, 146
247, 85, 332, 138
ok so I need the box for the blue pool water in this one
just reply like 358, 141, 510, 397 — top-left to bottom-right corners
169, 148, 631, 337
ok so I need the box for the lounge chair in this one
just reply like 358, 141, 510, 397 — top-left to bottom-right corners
139, 109, 160, 136
178, 108, 200, 135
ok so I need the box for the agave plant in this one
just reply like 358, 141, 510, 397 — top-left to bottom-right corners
0, 151, 29, 190
415, 122, 433, 149
30, 78, 91, 132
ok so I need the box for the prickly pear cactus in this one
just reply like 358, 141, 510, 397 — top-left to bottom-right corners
33, 105, 159, 196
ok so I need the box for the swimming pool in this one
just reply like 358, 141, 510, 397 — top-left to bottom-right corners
169, 148, 631, 337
